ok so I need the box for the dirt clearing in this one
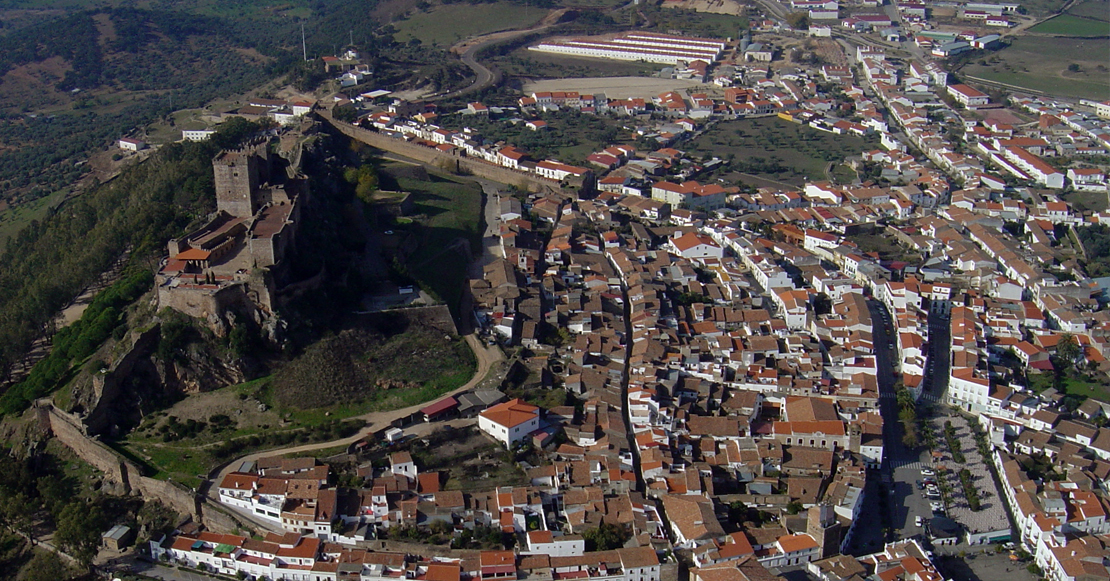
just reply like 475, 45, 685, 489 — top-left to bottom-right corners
523, 76, 710, 99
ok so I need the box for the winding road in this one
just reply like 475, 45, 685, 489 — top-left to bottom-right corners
201, 333, 503, 525
436, 9, 569, 100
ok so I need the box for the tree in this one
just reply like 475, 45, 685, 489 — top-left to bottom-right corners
582, 522, 630, 551
1067, 63, 1081, 73
0, 492, 36, 540
53, 501, 103, 569
785, 12, 810, 30
785, 501, 804, 515
20, 550, 73, 581
1057, 333, 1081, 370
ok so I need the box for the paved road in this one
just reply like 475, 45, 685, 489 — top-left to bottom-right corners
202, 333, 503, 529
824, 297, 942, 555
131, 561, 223, 581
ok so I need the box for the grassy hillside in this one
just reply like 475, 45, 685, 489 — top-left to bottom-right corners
272, 320, 476, 410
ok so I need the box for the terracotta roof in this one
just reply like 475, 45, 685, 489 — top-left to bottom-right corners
480, 398, 539, 428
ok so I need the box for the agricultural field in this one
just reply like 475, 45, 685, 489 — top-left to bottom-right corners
494, 47, 666, 80
391, 2, 544, 47
961, 36, 1110, 100
1029, 14, 1109, 36
686, 117, 877, 186
1017, 0, 1072, 15
1066, 0, 1110, 21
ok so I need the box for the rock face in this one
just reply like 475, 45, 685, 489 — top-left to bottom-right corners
66, 311, 255, 438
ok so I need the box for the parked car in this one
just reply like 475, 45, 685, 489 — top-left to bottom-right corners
915, 516, 923, 527
921, 468, 935, 477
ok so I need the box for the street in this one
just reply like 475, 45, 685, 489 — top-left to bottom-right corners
847, 300, 952, 553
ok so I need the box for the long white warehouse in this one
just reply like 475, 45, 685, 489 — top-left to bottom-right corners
529, 32, 727, 65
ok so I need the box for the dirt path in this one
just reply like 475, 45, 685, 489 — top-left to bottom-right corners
437, 8, 568, 100
203, 333, 503, 503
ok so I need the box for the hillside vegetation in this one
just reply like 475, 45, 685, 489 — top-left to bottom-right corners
0, 119, 266, 407
273, 319, 476, 410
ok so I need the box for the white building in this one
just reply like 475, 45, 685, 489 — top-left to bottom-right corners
118, 137, 146, 151
181, 130, 216, 142
668, 232, 724, 262
524, 530, 586, 556
479, 398, 540, 447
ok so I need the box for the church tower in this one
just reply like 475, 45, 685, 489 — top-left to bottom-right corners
807, 504, 842, 559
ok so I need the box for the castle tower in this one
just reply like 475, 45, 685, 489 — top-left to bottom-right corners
807, 504, 842, 560
213, 147, 264, 218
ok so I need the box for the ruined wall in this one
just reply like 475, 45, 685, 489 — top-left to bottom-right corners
42, 402, 257, 534
157, 282, 255, 323
319, 113, 570, 195
132, 476, 201, 522
43, 404, 133, 489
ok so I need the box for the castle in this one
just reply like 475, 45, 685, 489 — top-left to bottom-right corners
156, 135, 309, 324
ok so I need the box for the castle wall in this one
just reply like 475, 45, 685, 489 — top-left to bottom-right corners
43, 404, 132, 489
42, 402, 254, 534
157, 283, 255, 322
319, 113, 572, 195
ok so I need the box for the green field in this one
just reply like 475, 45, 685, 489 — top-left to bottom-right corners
392, 2, 544, 46
642, 6, 746, 38
1029, 14, 1110, 36
686, 117, 877, 186
1066, 0, 1110, 21
962, 36, 1110, 101
390, 166, 484, 312
1064, 189, 1109, 213
0, 189, 66, 247
1018, 0, 1071, 15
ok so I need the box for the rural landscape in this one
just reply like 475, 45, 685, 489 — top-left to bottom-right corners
0, 0, 1105, 580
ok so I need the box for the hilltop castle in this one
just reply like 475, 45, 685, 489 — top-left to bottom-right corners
156, 135, 310, 327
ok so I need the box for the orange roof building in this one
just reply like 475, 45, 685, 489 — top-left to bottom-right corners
479, 398, 541, 447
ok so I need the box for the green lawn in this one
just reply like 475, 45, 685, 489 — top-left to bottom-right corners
1029, 14, 1110, 36
686, 117, 878, 186
392, 2, 544, 46
1029, 372, 1110, 402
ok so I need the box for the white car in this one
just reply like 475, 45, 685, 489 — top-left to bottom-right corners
915, 516, 923, 527
921, 468, 935, 476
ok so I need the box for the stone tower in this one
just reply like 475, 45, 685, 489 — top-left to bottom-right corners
213, 141, 271, 218
807, 504, 842, 560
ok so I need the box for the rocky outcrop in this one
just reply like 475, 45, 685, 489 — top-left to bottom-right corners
66, 313, 252, 438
